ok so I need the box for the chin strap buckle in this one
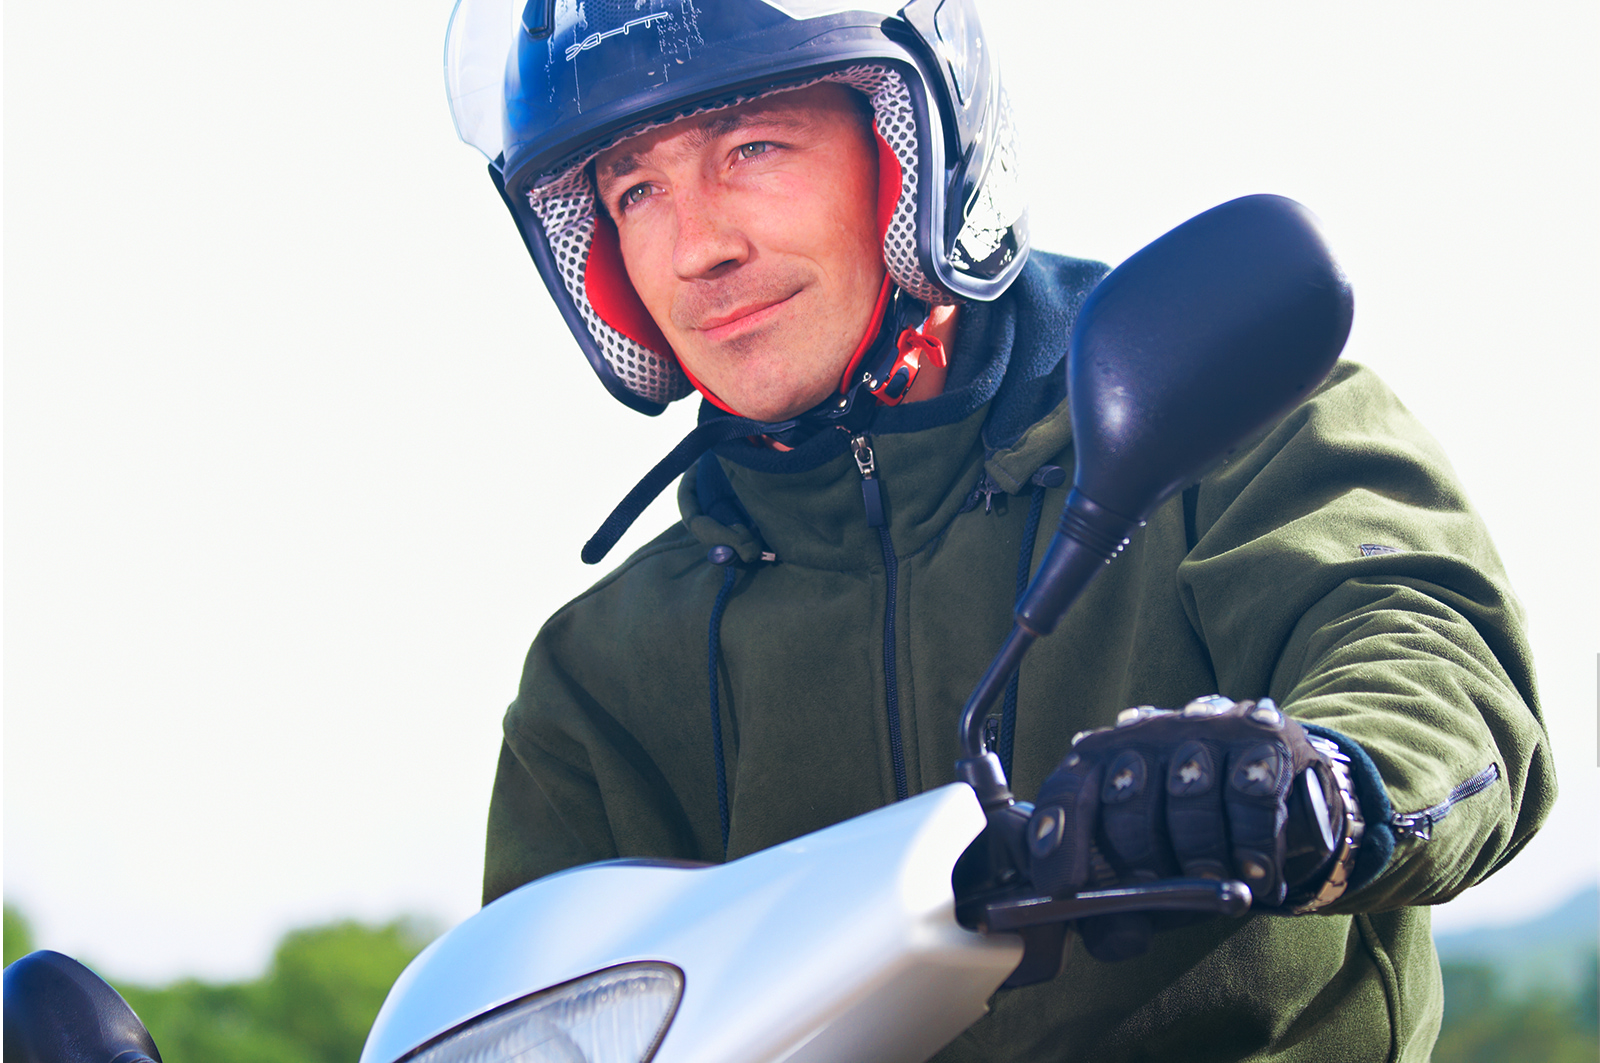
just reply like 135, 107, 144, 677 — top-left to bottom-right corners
866, 327, 948, 406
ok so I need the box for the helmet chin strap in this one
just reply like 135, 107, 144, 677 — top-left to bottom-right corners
762, 285, 942, 447
581, 284, 946, 565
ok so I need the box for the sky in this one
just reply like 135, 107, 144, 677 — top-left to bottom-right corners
4, 0, 1597, 983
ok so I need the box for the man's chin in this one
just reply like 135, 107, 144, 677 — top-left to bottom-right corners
739, 381, 843, 423
690, 374, 829, 422
681, 338, 848, 421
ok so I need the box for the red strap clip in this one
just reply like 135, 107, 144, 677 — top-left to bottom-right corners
868, 328, 948, 406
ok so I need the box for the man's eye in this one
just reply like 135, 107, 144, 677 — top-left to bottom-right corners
619, 184, 653, 209
736, 142, 773, 159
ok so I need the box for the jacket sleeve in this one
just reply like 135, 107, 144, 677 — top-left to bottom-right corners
483, 721, 616, 907
483, 542, 721, 906
1175, 361, 1555, 914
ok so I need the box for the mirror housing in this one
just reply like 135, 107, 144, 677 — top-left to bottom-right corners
3, 950, 162, 1063
1070, 193, 1353, 521
1015, 194, 1352, 637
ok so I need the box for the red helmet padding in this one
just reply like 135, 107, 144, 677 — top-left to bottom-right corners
581, 112, 909, 418
835, 273, 894, 392
874, 126, 900, 246
586, 210, 674, 357
828, 126, 905, 392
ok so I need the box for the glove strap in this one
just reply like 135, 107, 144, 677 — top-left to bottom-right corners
1291, 735, 1366, 913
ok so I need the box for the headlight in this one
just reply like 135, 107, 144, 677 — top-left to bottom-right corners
404, 962, 683, 1063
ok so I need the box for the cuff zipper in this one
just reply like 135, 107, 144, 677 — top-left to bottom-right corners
1389, 763, 1501, 841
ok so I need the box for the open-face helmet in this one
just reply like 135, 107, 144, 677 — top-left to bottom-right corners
445, 0, 1029, 415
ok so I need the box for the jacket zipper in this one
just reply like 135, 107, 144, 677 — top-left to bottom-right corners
1389, 763, 1501, 841
851, 432, 909, 801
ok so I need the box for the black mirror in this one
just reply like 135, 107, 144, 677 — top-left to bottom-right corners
1017, 193, 1352, 636
960, 194, 1351, 766
3, 950, 162, 1063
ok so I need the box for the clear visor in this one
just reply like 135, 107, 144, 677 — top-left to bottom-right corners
444, 0, 522, 162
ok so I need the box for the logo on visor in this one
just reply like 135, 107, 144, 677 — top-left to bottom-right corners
566, 12, 675, 61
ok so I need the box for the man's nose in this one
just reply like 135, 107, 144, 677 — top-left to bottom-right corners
672, 186, 750, 279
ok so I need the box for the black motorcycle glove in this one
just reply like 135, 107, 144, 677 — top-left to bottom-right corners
1026, 696, 1357, 931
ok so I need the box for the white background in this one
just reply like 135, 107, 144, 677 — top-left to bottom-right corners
5, 0, 1596, 982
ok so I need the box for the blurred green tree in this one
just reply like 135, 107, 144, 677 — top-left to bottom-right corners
1433, 956, 1599, 1063
257, 919, 438, 1063
1577, 945, 1599, 1034
116, 978, 305, 1063
4, 904, 38, 967
110, 916, 437, 1063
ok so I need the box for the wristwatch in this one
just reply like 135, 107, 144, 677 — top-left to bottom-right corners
1292, 734, 1366, 914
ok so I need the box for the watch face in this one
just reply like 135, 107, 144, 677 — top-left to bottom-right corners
1304, 767, 1336, 851
1292, 755, 1364, 913
1284, 767, 1337, 891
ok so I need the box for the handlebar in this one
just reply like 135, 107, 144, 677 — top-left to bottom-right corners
980, 878, 1253, 934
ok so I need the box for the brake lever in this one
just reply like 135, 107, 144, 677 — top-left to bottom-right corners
980, 878, 1252, 934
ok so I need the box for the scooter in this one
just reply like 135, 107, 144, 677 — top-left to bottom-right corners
3, 193, 1352, 1063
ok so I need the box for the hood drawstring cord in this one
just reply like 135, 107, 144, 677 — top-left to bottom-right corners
707, 554, 739, 858
998, 465, 1065, 777
700, 451, 758, 859
583, 415, 796, 565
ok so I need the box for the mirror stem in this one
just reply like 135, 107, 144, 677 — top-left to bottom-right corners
956, 491, 1140, 803
1017, 490, 1140, 636
958, 625, 1036, 764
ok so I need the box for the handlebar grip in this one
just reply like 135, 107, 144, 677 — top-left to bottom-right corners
982, 878, 1252, 932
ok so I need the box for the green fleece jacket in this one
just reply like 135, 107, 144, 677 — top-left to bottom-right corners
485, 252, 1554, 1062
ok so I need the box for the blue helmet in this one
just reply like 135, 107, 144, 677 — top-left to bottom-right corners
446, 0, 1029, 414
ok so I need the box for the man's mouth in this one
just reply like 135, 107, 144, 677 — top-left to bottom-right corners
695, 292, 799, 341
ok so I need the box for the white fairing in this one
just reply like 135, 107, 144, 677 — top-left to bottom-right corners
362, 783, 1024, 1063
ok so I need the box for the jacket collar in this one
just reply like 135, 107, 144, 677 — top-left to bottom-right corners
676, 251, 1109, 565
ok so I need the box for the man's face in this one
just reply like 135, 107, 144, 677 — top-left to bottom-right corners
594, 84, 885, 422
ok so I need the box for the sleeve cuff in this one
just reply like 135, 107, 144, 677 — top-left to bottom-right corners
1301, 722, 1396, 896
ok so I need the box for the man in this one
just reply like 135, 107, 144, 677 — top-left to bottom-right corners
448, 1, 1553, 1059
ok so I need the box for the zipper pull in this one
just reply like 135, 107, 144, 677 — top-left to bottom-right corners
1390, 812, 1433, 841
850, 433, 885, 528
